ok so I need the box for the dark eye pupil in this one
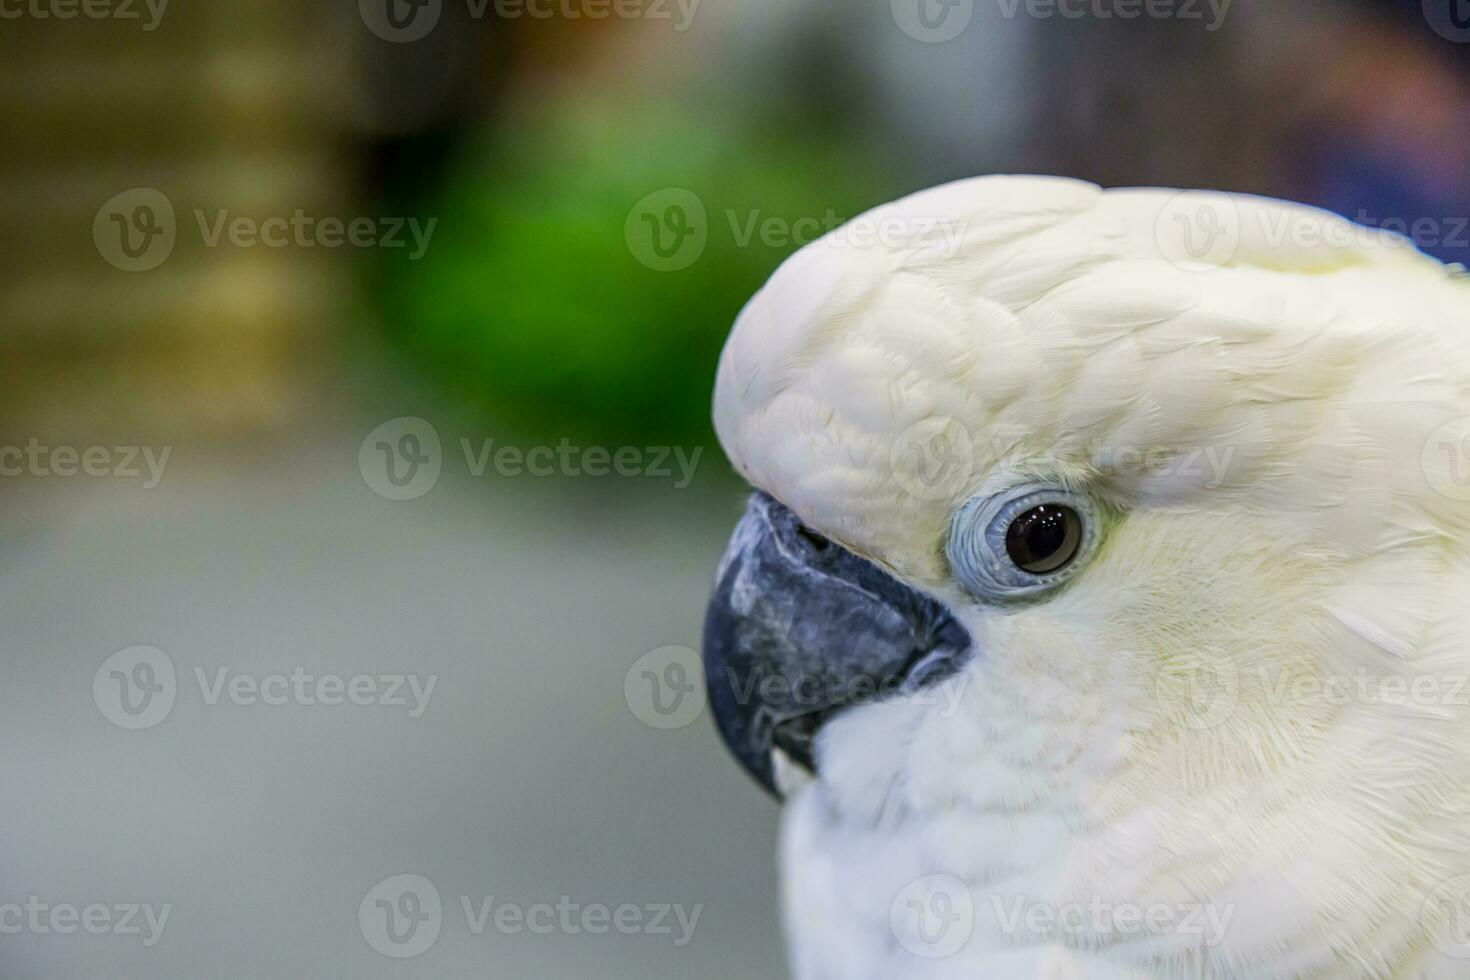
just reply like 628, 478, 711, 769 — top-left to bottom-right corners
1005, 504, 1082, 574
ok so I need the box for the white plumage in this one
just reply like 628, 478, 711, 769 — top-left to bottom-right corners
713, 176, 1470, 978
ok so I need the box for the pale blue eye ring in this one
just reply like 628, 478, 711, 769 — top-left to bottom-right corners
946, 484, 1099, 600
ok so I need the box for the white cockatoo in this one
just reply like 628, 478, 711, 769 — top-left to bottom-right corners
700, 176, 1470, 979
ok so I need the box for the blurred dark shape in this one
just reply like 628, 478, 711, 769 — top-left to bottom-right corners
1032, 0, 1470, 264
1282, 17, 1470, 266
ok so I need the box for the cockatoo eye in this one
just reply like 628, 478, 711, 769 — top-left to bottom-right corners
947, 484, 1099, 600
1005, 504, 1082, 573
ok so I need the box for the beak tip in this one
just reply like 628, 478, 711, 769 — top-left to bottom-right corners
701, 569, 776, 797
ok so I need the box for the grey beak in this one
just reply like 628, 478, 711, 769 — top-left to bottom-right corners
702, 492, 973, 796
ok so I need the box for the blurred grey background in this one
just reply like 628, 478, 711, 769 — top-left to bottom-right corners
0, 0, 1467, 976
0, 437, 776, 979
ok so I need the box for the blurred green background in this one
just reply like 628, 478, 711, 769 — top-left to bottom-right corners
377, 100, 888, 445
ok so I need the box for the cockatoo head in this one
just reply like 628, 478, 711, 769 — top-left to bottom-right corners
702, 175, 1470, 846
